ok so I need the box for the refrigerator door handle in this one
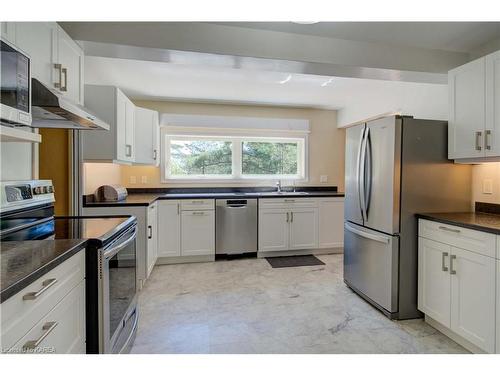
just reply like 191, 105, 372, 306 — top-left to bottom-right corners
356, 126, 366, 221
359, 128, 368, 222
364, 127, 372, 218
344, 222, 390, 244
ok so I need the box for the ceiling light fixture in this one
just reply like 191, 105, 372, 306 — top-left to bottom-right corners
321, 78, 334, 87
279, 75, 292, 84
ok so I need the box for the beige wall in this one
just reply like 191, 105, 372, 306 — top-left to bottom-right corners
471, 163, 500, 206
120, 101, 346, 191
83, 163, 122, 195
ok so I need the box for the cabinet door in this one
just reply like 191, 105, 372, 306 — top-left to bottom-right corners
146, 203, 158, 277
258, 209, 289, 252
486, 50, 500, 157
448, 58, 486, 159
417, 238, 451, 327
450, 247, 496, 353
318, 198, 344, 248
57, 26, 84, 105
11, 281, 85, 354
181, 210, 215, 256
115, 89, 129, 162
157, 201, 181, 257
134, 107, 159, 165
289, 208, 318, 250
125, 99, 136, 162
1, 22, 16, 44
15, 22, 57, 89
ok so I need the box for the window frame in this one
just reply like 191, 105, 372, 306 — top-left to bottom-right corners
161, 127, 308, 183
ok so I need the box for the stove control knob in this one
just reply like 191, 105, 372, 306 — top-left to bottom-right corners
42, 186, 48, 194
33, 187, 41, 195
47, 186, 54, 193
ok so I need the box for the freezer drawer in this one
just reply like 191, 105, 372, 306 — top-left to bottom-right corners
344, 221, 399, 313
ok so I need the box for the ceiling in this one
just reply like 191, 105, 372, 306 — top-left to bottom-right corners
84, 55, 443, 110
213, 22, 500, 53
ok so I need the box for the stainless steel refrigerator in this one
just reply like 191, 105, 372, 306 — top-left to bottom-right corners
344, 115, 471, 319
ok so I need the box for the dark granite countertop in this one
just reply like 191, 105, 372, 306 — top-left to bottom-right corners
83, 190, 345, 207
416, 212, 500, 235
1, 239, 87, 303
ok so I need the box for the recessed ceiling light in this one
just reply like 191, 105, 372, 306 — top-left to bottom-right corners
279, 75, 292, 84
321, 78, 334, 87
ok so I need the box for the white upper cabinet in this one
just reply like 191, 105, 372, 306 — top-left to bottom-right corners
134, 107, 160, 165
56, 26, 84, 105
449, 50, 500, 161
486, 50, 500, 157
14, 22, 58, 90
13, 22, 84, 105
82, 85, 135, 163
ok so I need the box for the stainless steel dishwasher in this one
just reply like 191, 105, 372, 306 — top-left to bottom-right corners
216, 199, 258, 255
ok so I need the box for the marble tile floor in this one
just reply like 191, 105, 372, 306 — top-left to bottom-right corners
131, 254, 468, 354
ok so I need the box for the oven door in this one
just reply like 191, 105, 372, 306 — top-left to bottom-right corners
100, 224, 138, 353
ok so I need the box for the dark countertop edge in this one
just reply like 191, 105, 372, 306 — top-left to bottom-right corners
83, 192, 345, 207
416, 213, 500, 235
0, 241, 87, 303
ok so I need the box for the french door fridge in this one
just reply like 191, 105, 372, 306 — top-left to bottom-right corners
344, 115, 471, 319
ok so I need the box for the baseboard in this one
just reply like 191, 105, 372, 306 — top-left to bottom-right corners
257, 247, 343, 258
425, 316, 483, 353
155, 255, 215, 265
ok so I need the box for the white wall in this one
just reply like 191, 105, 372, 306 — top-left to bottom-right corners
471, 163, 500, 206
0, 142, 33, 181
336, 80, 448, 127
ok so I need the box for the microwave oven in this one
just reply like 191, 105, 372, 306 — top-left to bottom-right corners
0, 38, 32, 126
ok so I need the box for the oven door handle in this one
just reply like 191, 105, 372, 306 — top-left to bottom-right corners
103, 227, 137, 259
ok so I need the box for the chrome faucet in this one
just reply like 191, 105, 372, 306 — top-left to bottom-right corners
276, 180, 282, 193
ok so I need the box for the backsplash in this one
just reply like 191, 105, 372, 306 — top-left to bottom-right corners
471, 163, 500, 208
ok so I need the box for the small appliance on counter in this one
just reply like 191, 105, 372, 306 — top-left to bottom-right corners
94, 185, 128, 202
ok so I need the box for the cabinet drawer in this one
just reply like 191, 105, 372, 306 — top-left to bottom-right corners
9, 281, 85, 354
1, 251, 85, 350
259, 198, 319, 209
419, 219, 496, 258
180, 199, 214, 211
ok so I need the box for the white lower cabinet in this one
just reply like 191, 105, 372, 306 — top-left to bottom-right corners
146, 202, 158, 278
157, 200, 215, 259
418, 219, 497, 353
11, 281, 85, 354
157, 201, 181, 257
258, 209, 290, 252
318, 197, 344, 248
181, 210, 215, 256
289, 208, 319, 250
1, 251, 85, 354
418, 238, 451, 327
450, 246, 496, 352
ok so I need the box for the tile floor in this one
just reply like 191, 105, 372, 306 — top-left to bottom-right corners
131, 254, 468, 354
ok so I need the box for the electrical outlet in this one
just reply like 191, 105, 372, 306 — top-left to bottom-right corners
129, 175, 137, 184
320, 175, 328, 183
141, 175, 148, 184
483, 179, 493, 194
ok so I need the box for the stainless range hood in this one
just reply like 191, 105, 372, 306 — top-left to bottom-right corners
31, 78, 110, 130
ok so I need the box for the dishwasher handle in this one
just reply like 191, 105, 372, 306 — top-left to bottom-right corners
225, 200, 248, 208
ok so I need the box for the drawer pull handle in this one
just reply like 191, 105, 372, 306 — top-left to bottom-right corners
192, 211, 205, 216
147, 225, 152, 239
290, 211, 294, 223
284, 199, 295, 203
438, 226, 461, 234
450, 255, 457, 275
191, 201, 204, 204
23, 321, 58, 350
441, 252, 449, 272
23, 278, 58, 300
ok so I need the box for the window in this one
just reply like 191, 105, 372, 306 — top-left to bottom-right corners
163, 133, 306, 181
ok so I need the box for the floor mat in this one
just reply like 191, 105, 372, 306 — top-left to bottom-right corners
266, 255, 325, 268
